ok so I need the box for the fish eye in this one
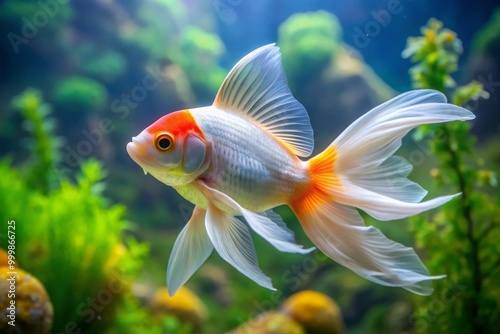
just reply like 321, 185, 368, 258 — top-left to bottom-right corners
155, 133, 174, 151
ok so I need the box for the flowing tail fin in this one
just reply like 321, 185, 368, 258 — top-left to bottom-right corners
290, 90, 475, 295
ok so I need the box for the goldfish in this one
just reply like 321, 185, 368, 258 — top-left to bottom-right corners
126, 44, 474, 296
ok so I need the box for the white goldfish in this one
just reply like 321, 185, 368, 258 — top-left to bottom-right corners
126, 44, 474, 296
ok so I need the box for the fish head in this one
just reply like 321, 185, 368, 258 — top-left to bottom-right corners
126, 110, 209, 186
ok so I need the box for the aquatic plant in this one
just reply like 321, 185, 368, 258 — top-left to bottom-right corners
78, 44, 128, 82
471, 8, 500, 57
120, 0, 185, 61
54, 76, 108, 113
278, 11, 343, 84
12, 89, 61, 193
106, 292, 175, 334
0, 0, 72, 32
0, 89, 148, 332
402, 19, 464, 92
118, 0, 224, 101
178, 26, 226, 96
402, 18, 499, 334
0, 158, 147, 332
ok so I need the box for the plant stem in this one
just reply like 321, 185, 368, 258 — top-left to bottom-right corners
443, 126, 482, 334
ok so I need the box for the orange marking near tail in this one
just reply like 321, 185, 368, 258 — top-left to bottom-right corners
290, 145, 341, 215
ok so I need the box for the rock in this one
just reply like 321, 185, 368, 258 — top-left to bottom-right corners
229, 311, 305, 334
149, 286, 207, 332
0, 267, 53, 334
0, 248, 9, 267
280, 290, 344, 334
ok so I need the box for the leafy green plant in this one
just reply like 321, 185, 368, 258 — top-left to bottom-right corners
120, 0, 185, 61
0, 0, 73, 31
402, 18, 499, 334
104, 293, 193, 334
278, 10, 343, 84
54, 76, 108, 113
472, 8, 500, 57
77, 44, 128, 81
0, 89, 148, 332
12, 89, 61, 193
178, 26, 226, 96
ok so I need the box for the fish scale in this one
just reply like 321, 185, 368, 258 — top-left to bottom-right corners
191, 106, 308, 212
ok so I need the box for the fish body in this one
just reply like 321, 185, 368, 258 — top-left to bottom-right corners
179, 106, 308, 212
127, 44, 475, 296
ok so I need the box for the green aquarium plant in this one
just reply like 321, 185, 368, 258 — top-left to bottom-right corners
0, 0, 73, 50
471, 8, 500, 57
402, 18, 499, 334
120, 0, 186, 61
12, 89, 61, 193
278, 10, 343, 84
106, 293, 187, 334
54, 76, 108, 114
178, 26, 226, 97
77, 43, 128, 82
0, 89, 148, 333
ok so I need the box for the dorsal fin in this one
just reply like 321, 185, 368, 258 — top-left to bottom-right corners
213, 44, 314, 157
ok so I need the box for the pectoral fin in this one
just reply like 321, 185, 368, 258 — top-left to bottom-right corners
196, 180, 312, 254
167, 206, 213, 296
205, 202, 275, 290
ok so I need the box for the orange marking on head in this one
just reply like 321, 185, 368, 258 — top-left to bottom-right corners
146, 110, 204, 139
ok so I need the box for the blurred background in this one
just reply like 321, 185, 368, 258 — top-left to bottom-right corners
0, 0, 499, 333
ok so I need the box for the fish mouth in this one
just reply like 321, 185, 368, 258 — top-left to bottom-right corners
126, 135, 150, 175
126, 140, 140, 161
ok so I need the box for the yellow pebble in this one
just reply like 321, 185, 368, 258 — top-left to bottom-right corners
229, 311, 305, 334
0, 267, 53, 334
0, 248, 8, 267
150, 286, 207, 331
280, 290, 343, 334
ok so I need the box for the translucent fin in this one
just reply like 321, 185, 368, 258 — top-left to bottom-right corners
243, 209, 315, 254
259, 210, 316, 253
333, 180, 460, 221
167, 206, 213, 296
197, 180, 312, 254
213, 44, 314, 157
205, 202, 275, 290
351, 156, 428, 203
290, 117, 454, 295
333, 89, 475, 177
292, 193, 444, 296
328, 89, 474, 218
